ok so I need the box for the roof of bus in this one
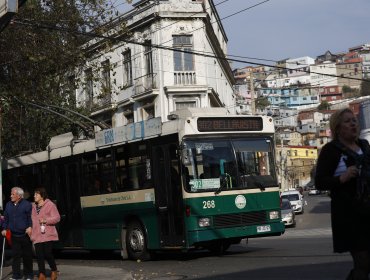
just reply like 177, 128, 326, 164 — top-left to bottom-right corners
172, 107, 228, 119
3, 109, 275, 169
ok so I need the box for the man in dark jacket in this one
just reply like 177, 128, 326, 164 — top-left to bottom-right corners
1, 187, 33, 280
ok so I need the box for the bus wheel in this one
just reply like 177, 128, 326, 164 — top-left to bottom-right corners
126, 221, 151, 261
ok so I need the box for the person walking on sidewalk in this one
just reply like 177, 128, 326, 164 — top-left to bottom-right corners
315, 108, 370, 280
31, 187, 61, 280
1, 187, 33, 280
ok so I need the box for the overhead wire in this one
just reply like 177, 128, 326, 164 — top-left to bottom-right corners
118, 0, 272, 68
5, 0, 370, 84
10, 17, 370, 85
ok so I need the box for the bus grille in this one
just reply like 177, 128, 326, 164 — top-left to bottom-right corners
213, 211, 266, 228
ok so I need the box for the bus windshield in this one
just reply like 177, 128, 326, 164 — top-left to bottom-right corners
181, 137, 277, 193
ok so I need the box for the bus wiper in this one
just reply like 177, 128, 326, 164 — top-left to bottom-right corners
256, 181, 265, 191
249, 175, 266, 191
215, 173, 230, 195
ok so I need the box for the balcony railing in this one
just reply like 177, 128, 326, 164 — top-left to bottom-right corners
134, 73, 156, 96
174, 71, 196, 85
82, 92, 112, 111
95, 93, 112, 108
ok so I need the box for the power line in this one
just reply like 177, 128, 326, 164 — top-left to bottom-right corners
118, 0, 264, 68
10, 18, 370, 84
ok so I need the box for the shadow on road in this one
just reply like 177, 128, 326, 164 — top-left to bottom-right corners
178, 260, 352, 280
309, 199, 331, 214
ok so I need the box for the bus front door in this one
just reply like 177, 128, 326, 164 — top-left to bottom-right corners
152, 144, 184, 248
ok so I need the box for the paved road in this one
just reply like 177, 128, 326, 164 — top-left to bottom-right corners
1, 262, 134, 280
1, 193, 346, 280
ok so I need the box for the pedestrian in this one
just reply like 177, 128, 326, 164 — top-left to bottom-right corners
1, 186, 33, 280
315, 108, 370, 280
31, 187, 61, 280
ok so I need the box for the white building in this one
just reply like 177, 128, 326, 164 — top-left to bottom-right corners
266, 74, 311, 88
76, 0, 235, 128
310, 62, 338, 87
361, 53, 370, 79
274, 107, 299, 128
286, 56, 315, 78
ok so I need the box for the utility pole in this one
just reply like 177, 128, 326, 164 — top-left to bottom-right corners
249, 71, 256, 115
279, 129, 286, 191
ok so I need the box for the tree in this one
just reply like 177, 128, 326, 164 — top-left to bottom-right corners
255, 96, 270, 110
0, 0, 128, 157
317, 101, 330, 110
360, 80, 370, 96
342, 85, 360, 98
342, 85, 352, 94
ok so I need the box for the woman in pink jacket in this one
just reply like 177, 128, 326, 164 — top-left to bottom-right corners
31, 187, 61, 280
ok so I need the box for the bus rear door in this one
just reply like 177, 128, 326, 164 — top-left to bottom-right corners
54, 160, 84, 248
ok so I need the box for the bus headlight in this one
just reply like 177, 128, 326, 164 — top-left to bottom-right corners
269, 211, 280, 220
198, 217, 211, 227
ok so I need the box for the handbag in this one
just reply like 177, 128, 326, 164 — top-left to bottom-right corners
5, 230, 11, 247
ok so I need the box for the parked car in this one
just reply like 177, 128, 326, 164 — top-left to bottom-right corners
304, 184, 315, 191
308, 189, 321, 195
280, 190, 304, 214
281, 198, 296, 227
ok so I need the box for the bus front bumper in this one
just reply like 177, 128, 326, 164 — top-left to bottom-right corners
187, 221, 285, 246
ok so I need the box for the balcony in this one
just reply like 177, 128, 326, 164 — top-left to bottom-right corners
94, 93, 112, 109
134, 73, 156, 96
81, 92, 112, 111
174, 71, 196, 85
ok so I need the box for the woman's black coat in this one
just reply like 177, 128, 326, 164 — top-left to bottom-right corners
315, 140, 370, 253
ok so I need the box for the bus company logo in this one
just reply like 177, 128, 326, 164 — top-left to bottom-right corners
235, 195, 246, 209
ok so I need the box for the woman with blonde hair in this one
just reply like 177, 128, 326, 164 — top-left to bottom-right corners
31, 187, 60, 280
315, 108, 370, 279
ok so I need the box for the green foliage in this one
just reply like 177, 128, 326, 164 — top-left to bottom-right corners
342, 85, 352, 93
360, 80, 370, 96
342, 85, 360, 98
255, 96, 270, 110
0, 0, 127, 158
317, 101, 330, 110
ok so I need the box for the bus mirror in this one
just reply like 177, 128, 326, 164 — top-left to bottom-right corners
182, 149, 191, 165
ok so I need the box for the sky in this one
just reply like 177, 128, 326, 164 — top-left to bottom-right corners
215, 0, 370, 69
122, 0, 370, 69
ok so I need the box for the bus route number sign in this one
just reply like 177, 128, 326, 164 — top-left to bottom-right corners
197, 117, 263, 132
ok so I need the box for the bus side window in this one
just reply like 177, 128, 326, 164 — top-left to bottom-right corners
105, 181, 114, 193
81, 177, 92, 196
92, 178, 103, 195
122, 178, 133, 190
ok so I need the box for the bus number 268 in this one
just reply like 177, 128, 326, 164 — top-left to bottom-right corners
203, 200, 215, 209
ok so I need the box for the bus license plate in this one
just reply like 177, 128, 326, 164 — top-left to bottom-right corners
257, 225, 271, 233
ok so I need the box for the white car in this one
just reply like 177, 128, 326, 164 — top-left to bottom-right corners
281, 198, 296, 227
308, 189, 321, 195
280, 190, 304, 214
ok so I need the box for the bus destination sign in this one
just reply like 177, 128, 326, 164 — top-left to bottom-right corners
197, 117, 263, 132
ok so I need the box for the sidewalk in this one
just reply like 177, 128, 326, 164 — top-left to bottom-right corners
1, 263, 135, 280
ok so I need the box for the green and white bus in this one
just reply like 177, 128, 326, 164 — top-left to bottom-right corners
2, 108, 284, 260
